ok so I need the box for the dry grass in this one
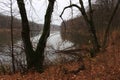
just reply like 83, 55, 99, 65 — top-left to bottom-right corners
0, 31, 120, 80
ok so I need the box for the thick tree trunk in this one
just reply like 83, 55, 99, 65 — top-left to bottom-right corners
35, 0, 55, 72
17, 0, 35, 69
17, 0, 55, 72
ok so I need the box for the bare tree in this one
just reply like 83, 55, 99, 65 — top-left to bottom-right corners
60, 0, 100, 57
10, 0, 15, 73
17, 0, 56, 72
103, 0, 120, 48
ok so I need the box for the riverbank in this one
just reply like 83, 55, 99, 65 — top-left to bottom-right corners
0, 31, 120, 80
0, 44, 120, 80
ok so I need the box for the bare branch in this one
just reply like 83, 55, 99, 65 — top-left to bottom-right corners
70, 0, 73, 18
59, 16, 66, 31
59, 4, 81, 34
60, 0, 100, 53
60, 4, 81, 18
88, 0, 93, 20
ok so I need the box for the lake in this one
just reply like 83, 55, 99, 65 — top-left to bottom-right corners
0, 31, 75, 67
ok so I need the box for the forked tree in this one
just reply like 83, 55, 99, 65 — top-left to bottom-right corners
17, 0, 56, 72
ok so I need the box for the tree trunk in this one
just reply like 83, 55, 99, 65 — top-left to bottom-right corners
17, 0, 35, 69
103, 0, 120, 48
10, 0, 15, 73
79, 0, 100, 54
35, 0, 56, 72
60, 0, 100, 56
17, 0, 56, 72
88, 0, 100, 56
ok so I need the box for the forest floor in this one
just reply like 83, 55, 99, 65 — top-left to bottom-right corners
0, 32, 120, 80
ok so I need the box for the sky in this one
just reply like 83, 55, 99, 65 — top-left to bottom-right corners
0, 0, 96, 25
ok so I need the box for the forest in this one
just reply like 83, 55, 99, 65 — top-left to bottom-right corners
0, 0, 120, 79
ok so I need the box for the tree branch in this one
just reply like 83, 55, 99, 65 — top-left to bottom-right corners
59, 4, 81, 34
60, 4, 81, 17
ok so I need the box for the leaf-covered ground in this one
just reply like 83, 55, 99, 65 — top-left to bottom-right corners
0, 31, 120, 80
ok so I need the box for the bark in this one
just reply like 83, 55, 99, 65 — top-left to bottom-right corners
17, 0, 56, 72
17, 0, 35, 69
78, 0, 100, 54
88, 0, 100, 56
35, 0, 55, 72
10, 0, 15, 73
60, 0, 100, 56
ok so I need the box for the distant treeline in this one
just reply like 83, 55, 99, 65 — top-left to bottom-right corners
0, 14, 42, 30
60, 1, 120, 47
0, 14, 59, 45
0, 14, 59, 31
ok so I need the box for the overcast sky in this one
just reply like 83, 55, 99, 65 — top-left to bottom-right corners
0, 0, 96, 25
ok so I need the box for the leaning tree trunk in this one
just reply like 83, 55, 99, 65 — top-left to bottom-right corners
88, 0, 100, 56
103, 0, 120, 48
60, 0, 100, 54
34, 0, 56, 72
79, 0, 100, 55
